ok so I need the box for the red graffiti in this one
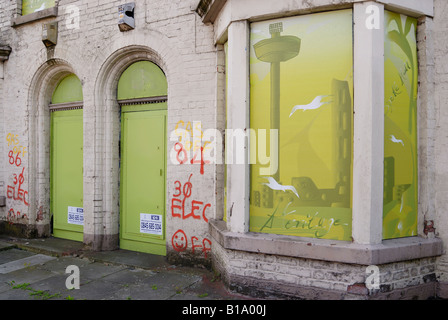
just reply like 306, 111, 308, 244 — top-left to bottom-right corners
6, 134, 29, 225
190, 146, 209, 175
174, 142, 188, 165
8, 150, 22, 167
171, 174, 210, 222
172, 229, 211, 259
7, 208, 28, 224
7, 209, 15, 224
172, 229, 188, 252
174, 142, 209, 175
192, 236, 212, 259
36, 206, 45, 222
6, 167, 29, 206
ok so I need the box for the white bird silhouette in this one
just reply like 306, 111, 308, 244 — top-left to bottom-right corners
34, 3, 46, 12
262, 177, 300, 199
289, 95, 332, 117
390, 135, 404, 146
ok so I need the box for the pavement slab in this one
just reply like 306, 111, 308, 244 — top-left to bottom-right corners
105, 279, 182, 300
100, 268, 156, 285
0, 249, 36, 265
0, 254, 56, 274
0, 267, 55, 288
83, 249, 170, 270
64, 278, 133, 300
34, 256, 92, 275
0, 241, 15, 252
0, 236, 253, 301
76, 262, 128, 281
18, 274, 71, 299
104, 271, 202, 300
0, 285, 35, 300
3, 237, 86, 256
0, 279, 11, 293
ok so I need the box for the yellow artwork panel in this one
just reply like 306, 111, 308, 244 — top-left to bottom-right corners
383, 11, 418, 239
249, 10, 353, 241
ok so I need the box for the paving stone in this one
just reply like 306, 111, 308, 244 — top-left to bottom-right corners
0, 249, 35, 264
34, 256, 92, 275
100, 268, 156, 285
0, 267, 55, 286
0, 286, 35, 300
0, 241, 15, 252
65, 279, 130, 300
76, 262, 127, 281
103, 272, 201, 300
105, 281, 177, 300
0, 237, 252, 301
0, 254, 56, 274
83, 249, 170, 270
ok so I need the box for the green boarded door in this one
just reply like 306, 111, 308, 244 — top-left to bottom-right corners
120, 107, 167, 255
50, 74, 84, 242
51, 110, 83, 241
118, 61, 168, 255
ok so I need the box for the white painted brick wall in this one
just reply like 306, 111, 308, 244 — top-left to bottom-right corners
432, 0, 448, 283
433, 0, 448, 284
0, 0, 218, 252
212, 240, 438, 299
1, 0, 448, 297
0, 66, 4, 217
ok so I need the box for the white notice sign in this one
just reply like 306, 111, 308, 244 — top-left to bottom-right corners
68, 206, 84, 225
140, 213, 163, 235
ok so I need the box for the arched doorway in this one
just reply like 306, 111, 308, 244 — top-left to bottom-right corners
118, 61, 168, 255
50, 74, 84, 241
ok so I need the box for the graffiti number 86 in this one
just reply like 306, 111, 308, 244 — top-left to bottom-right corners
8, 151, 22, 167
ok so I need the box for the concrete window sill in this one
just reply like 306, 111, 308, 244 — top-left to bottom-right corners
209, 219, 443, 265
11, 7, 58, 27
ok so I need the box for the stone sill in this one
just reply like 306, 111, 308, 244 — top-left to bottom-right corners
209, 219, 443, 265
11, 7, 58, 27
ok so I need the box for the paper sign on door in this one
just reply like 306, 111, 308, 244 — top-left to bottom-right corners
68, 206, 84, 225
140, 213, 163, 235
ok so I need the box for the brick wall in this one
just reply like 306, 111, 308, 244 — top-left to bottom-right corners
1, 0, 448, 299
0, 63, 4, 216
0, 0, 220, 260
212, 241, 439, 299
434, 0, 448, 292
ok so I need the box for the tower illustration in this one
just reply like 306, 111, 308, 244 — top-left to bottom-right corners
253, 22, 301, 184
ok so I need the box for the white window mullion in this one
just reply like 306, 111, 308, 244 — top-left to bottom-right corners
226, 20, 251, 233
352, 2, 385, 245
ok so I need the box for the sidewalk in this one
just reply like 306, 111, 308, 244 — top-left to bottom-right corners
0, 235, 254, 301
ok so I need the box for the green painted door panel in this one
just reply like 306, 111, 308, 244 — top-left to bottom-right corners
117, 61, 167, 100
120, 109, 167, 255
52, 74, 83, 104
51, 109, 83, 242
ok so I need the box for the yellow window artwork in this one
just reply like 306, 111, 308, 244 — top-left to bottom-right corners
249, 10, 354, 241
22, 0, 55, 16
383, 11, 418, 240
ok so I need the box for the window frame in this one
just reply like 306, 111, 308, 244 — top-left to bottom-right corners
217, 0, 441, 264
12, 0, 58, 27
